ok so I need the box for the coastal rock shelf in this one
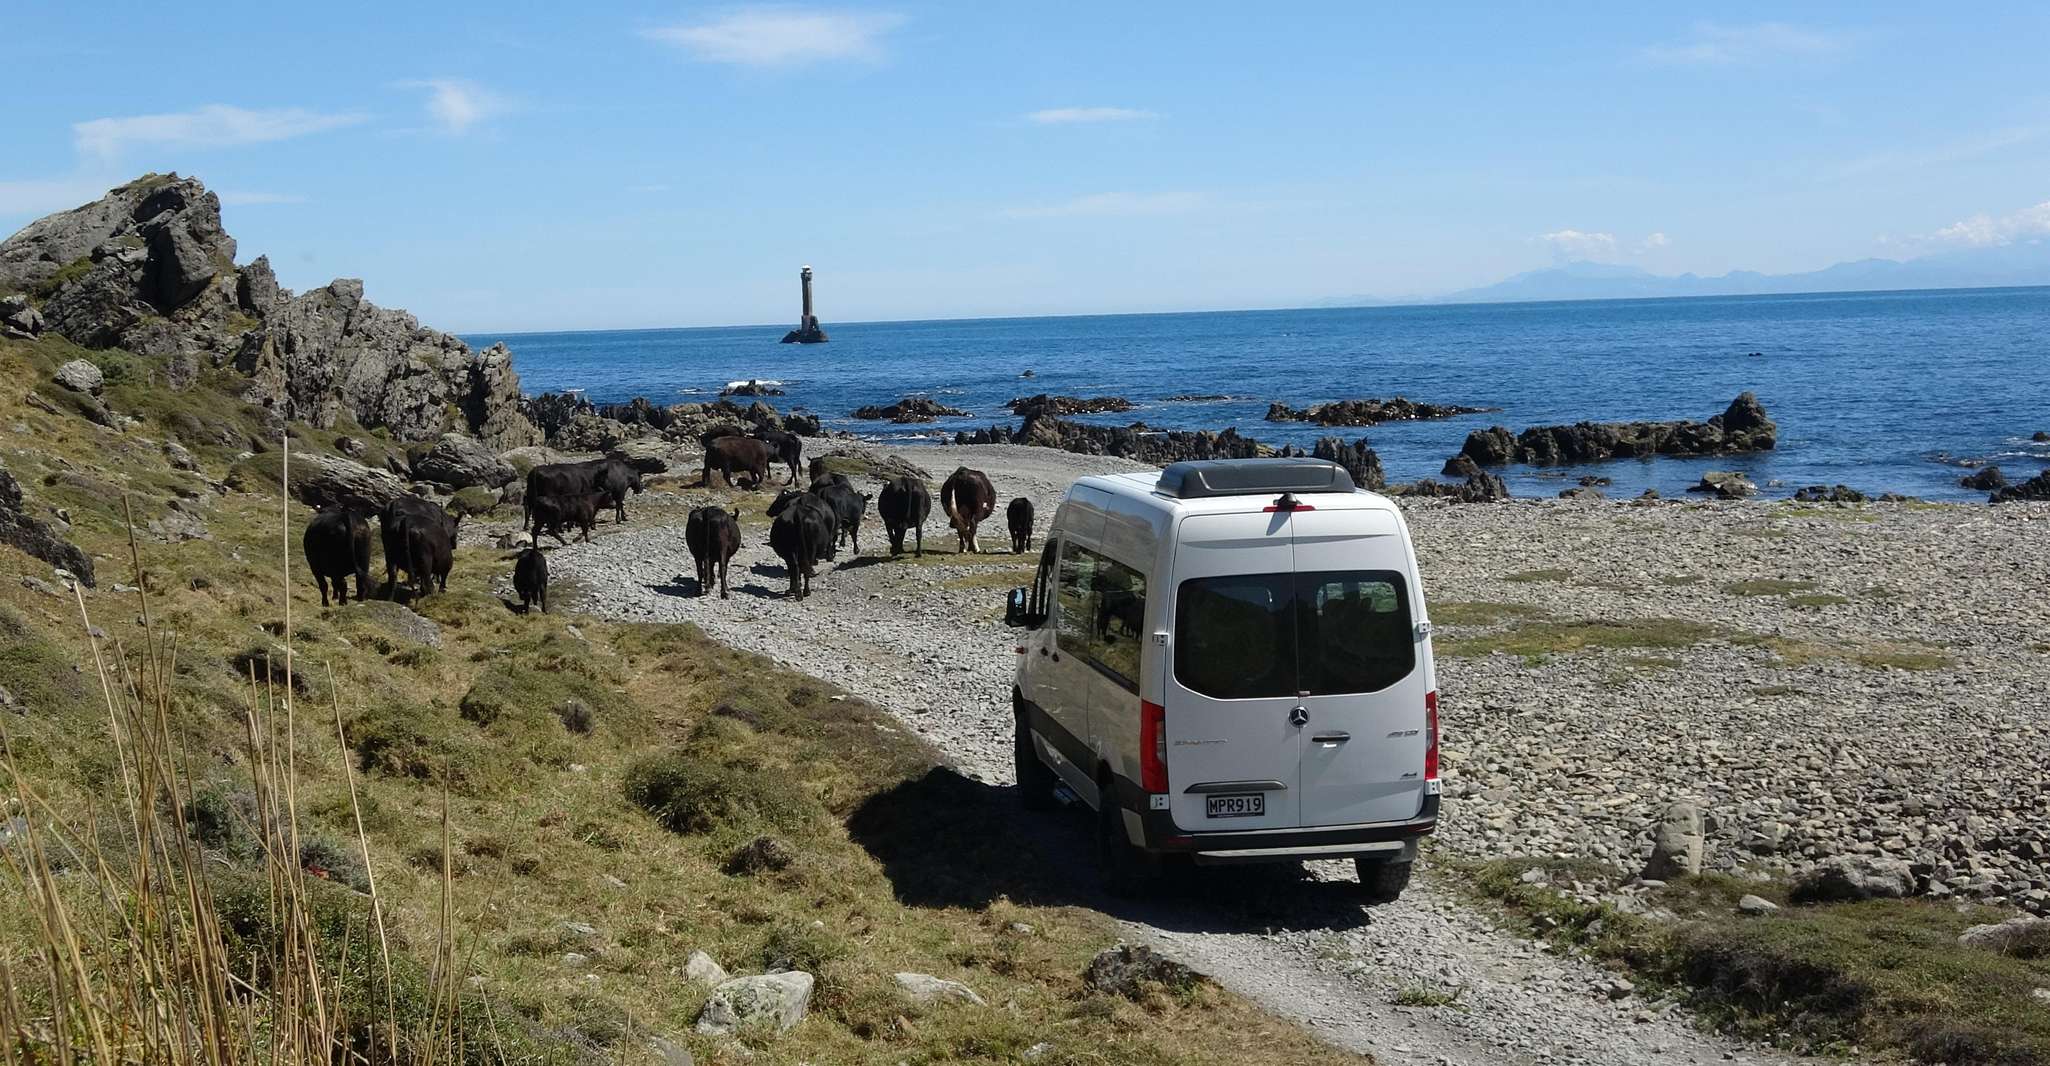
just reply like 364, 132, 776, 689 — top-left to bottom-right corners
1265, 396, 1498, 427
851, 396, 969, 423
1005, 394, 1135, 418
1454, 392, 1776, 469
956, 415, 1268, 465
0, 173, 541, 449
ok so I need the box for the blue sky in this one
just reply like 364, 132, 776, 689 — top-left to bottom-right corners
4, 3, 2048, 330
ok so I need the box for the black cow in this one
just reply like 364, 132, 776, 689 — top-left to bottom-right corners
531, 492, 604, 546
807, 456, 830, 485
940, 467, 997, 554
684, 506, 743, 598
594, 457, 644, 523
767, 490, 838, 600
704, 436, 772, 490
751, 427, 803, 486
809, 478, 870, 553
1007, 497, 1034, 554
381, 496, 450, 597
402, 511, 461, 598
513, 548, 548, 614
699, 424, 748, 450
303, 508, 371, 606
877, 475, 931, 557
524, 460, 598, 531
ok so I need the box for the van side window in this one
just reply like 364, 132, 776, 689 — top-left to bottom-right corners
1174, 570, 1414, 699
1029, 539, 1057, 624
1054, 544, 1097, 656
1087, 552, 1147, 688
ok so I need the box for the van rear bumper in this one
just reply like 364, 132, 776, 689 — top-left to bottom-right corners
1118, 777, 1439, 861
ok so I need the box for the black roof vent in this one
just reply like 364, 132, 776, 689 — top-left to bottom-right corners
1155, 458, 1356, 500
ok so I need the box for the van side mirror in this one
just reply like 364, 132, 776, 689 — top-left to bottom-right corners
1004, 587, 1028, 627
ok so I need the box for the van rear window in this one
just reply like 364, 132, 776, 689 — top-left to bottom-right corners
1174, 571, 1414, 699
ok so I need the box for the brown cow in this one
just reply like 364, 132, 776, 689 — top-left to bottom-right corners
703, 435, 771, 490
940, 466, 997, 554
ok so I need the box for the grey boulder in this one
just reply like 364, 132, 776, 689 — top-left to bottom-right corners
1688, 471, 1756, 499
684, 950, 728, 987
54, 359, 104, 395
894, 972, 986, 1007
1791, 855, 1915, 903
411, 432, 516, 489
1958, 915, 2048, 954
694, 971, 813, 1036
1643, 801, 1705, 879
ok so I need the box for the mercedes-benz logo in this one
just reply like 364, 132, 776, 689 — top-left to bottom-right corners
1289, 706, 1310, 727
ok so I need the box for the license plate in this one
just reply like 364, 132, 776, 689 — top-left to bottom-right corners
1205, 793, 1264, 818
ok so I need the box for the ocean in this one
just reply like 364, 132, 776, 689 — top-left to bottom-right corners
466, 286, 2050, 502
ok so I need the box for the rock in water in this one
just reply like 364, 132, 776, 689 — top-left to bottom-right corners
1791, 855, 1915, 903
1688, 471, 1756, 499
1961, 466, 2006, 491
893, 972, 986, 1007
1456, 393, 1777, 468
1313, 437, 1386, 491
1006, 394, 1135, 418
1643, 801, 1704, 879
1265, 396, 1496, 427
851, 396, 969, 423
694, 972, 814, 1036
1990, 470, 2050, 504
1792, 484, 1868, 503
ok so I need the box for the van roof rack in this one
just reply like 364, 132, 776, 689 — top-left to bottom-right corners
1155, 458, 1356, 500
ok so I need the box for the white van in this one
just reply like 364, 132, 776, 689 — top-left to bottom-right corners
1005, 458, 1440, 900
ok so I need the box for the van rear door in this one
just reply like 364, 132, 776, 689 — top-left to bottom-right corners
1164, 512, 1301, 832
1288, 508, 1431, 827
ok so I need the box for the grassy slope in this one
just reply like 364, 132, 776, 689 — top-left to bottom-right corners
0, 335, 1355, 1064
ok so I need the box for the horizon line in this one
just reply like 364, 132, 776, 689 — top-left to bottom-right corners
457, 281, 2050, 338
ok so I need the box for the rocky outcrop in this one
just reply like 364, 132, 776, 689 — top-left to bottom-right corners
410, 432, 517, 489
1792, 484, 1868, 503
1311, 436, 1385, 491
695, 972, 813, 1035
1458, 394, 1776, 468
1990, 470, 2050, 504
1791, 855, 1914, 903
1688, 471, 1757, 499
1393, 472, 1510, 503
852, 396, 969, 423
524, 393, 824, 452
53, 359, 104, 394
1, 295, 43, 338
1005, 394, 1134, 418
720, 380, 783, 397
1266, 396, 1496, 427
1961, 466, 2007, 491
0, 174, 541, 448
956, 416, 1269, 465
0, 462, 96, 586
228, 450, 408, 512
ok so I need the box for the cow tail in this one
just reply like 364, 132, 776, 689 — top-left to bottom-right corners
941, 479, 960, 527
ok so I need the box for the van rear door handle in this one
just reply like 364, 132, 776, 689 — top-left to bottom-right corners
1310, 732, 1351, 745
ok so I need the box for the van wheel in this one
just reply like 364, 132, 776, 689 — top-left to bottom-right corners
1014, 714, 1056, 812
1097, 790, 1158, 897
1354, 857, 1412, 904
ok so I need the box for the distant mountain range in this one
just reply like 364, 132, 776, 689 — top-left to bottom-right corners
1320, 240, 2050, 307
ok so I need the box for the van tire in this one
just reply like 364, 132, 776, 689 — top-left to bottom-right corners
1014, 713, 1056, 812
1354, 857, 1412, 903
1097, 787, 1158, 897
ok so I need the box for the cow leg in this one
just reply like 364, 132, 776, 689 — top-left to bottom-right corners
316, 577, 330, 608
719, 557, 730, 599
540, 586, 549, 614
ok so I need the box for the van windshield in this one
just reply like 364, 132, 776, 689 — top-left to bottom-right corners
1174, 570, 1413, 699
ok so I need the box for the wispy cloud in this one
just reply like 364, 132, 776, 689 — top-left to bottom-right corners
218, 190, 309, 206
1540, 228, 1618, 259
1639, 21, 1851, 66
1637, 232, 1671, 253
72, 104, 366, 161
1930, 201, 2050, 247
1002, 191, 1204, 219
399, 78, 508, 134
1025, 107, 1157, 125
641, 8, 904, 66
1829, 123, 2049, 180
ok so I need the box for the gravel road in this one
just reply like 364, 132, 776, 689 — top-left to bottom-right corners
511, 442, 1874, 1065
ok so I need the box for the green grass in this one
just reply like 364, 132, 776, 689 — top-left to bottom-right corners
1785, 593, 1852, 609
1437, 617, 1723, 659
1452, 858, 2050, 1064
1504, 568, 1573, 583
1389, 984, 1464, 1008
1429, 601, 1545, 627
1721, 578, 1819, 597
1762, 637, 1955, 672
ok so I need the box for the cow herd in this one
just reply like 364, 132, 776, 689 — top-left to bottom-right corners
301, 440, 1043, 614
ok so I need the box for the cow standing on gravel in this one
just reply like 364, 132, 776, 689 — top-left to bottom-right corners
940, 467, 997, 554
685, 506, 742, 598
530, 492, 605, 546
303, 507, 371, 606
809, 478, 870, 553
878, 475, 931, 557
751, 427, 804, 486
594, 458, 643, 523
525, 458, 641, 529
767, 489, 838, 600
1007, 497, 1034, 554
704, 435, 772, 490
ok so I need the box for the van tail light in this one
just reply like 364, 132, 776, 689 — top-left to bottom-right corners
1424, 690, 1440, 781
1140, 700, 1168, 793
